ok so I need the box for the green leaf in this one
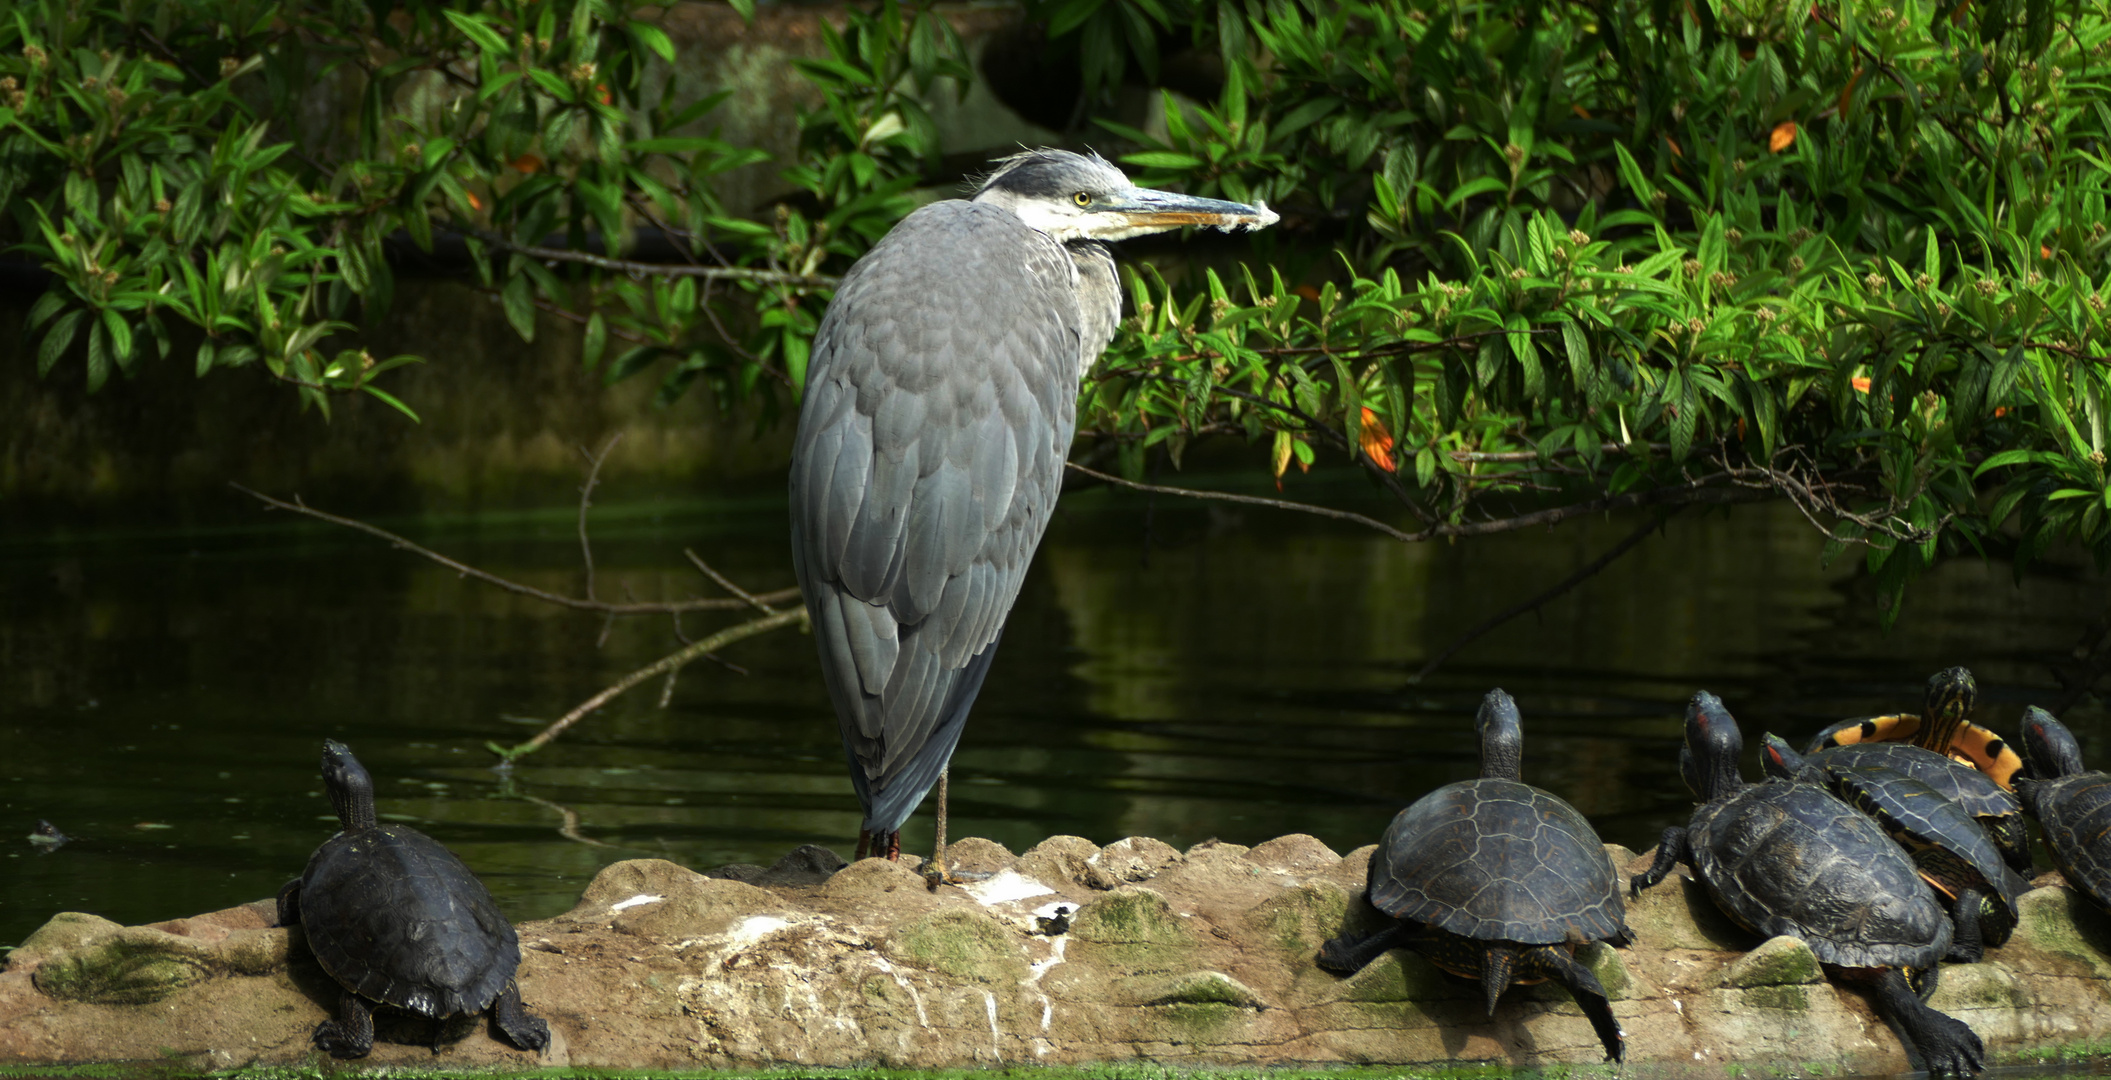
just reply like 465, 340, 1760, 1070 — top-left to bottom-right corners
360, 384, 422, 422
441, 9, 513, 57
1122, 151, 1204, 170
501, 275, 537, 342
37, 310, 84, 377
628, 21, 677, 63
582, 312, 608, 370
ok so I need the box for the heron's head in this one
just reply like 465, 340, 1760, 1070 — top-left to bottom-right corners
972, 149, 1278, 242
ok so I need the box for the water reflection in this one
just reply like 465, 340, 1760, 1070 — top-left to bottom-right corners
2, 479, 2105, 948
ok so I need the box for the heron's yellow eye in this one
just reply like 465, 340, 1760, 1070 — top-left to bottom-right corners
1073, 192, 1092, 207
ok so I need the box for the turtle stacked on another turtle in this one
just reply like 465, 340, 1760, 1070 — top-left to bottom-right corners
1802, 668, 2030, 875
278, 740, 550, 1059
2016, 708, 2111, 914
1634, 692, 1983, 1076
1317, 689, 1632, 1062
1760, 734, 2026, 963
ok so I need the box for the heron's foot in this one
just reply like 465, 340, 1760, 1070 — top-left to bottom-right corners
922, 856, 948, 891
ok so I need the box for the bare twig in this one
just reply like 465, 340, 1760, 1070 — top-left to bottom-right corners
1065, 462, 1421, 542
685, 549, 782, 615
517, 792, 623, 849
495, 605, 811, 758
230, 483, 800, 614
1408, 511, 1672, 683
1067, 463, 1767, 542
474, 229, 838, 288
578, 434, 623, 602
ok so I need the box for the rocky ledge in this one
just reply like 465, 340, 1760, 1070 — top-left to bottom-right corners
6, 834, 2111, 1074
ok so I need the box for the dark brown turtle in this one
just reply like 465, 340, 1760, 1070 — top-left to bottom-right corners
1317, 689, 1631, 1061
1762, 733, 2026, 963
2016, 708, 2111, 914
1805, 667, 2029, 873
277, 740, 549, 1059
1635, 693, 1983, 1075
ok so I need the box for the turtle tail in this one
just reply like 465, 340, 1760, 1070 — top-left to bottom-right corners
1479, 947, 1517, 1016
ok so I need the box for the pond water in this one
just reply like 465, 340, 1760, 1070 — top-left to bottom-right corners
3, 470, 2108, 949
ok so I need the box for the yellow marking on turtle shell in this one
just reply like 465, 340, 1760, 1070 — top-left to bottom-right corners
1823, 713, 2022, 790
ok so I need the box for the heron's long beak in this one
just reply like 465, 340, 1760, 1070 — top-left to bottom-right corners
1089, 187, 1280, 239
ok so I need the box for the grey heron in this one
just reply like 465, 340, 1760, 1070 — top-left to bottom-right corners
787, 149, 1279, 874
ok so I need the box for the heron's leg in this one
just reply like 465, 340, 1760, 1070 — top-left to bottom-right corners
855, 830, 872, 861
923, 769, 951, 889
491, 980, 551, 1052
883, 831, 901, 860
313, 991, 375, 1058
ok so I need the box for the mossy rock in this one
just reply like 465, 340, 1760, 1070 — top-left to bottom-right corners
32, 932, 212, 1005
1928, 961, 2031, 1012
1139, 970, 1266, 1008
1720, 935, 1824, 989
1629, 874, 1759, 951
1067, 887, 1196, 976
1737, 983, 1815, 1012
1244, 881, 1372, 956
2016, 886, 2111, 979
884, 906, 1027, 985
12, 911, 123, 964
1329, 948, 1467, 1004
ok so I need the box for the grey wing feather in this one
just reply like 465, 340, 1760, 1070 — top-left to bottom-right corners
789, 200, 1096, 835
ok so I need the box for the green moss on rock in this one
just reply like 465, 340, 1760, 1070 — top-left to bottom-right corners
1141, 971, 1264, 1008
1243, 882, 1362, 955
1721, 936, 1824, 989
885, 907, 1025, 985
31, 935, 210, 1005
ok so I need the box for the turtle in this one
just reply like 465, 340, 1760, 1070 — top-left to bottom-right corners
2014, 707, 2111, 914
1805, 666, 2027, 788
277, 740, 549, 1059
1316, 689, 1632, 1062
1804, 668, 2030, 874
1761, 733, 2026, 963
1633, 692, 1983, 1076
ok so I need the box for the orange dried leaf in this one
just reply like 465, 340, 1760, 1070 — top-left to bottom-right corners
1572, 104, 1591, 119
1666, 136, 1683, 158
1359, 406, 1397, 472
510, 153, 545, 173
1769, 121, 1798, 153
466, 191, 484, 211
1994, 406, 2010, 417
1838, 69, 1862, 117
2041, 244, 2054, 260
1851, 376, 1872, 393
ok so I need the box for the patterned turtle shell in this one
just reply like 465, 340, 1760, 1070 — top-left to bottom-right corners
2017, 708, 2111, 914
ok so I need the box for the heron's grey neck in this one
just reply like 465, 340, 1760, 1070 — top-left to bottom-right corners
1067, 239, 1119, 371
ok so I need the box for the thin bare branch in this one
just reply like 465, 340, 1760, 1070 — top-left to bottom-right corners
1408, 511, 1671, 683
578, 433, 623, 602
230, 483, 800, 614
473, 229, 838, 288
1065, 462, 1421, 542
685, 548, 782, 615
517, 792, 623, 849
497, 605, 811, 757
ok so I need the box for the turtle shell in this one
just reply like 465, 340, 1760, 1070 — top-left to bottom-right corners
297, 824, 519, 1018
1688, 779, 1951, 970
2020, 770, 2111, 914
1368, 778, 1627, 946
1819, 760, 2021, 924
1811, 742, 2029, 872
1806, 713, 2024, 789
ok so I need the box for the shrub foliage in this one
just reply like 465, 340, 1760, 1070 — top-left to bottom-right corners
2, 0, 2107, 617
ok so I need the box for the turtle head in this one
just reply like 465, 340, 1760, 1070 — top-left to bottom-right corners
2020, 706, 2085, 782
1919, 666, 1977, 752
1683, 692, 1747, 801
1475, 688, 1523, 781
1758, 732, 1806, 782
320, 739, 378, 832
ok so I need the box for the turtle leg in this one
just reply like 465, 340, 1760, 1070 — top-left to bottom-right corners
1868, 966, 1983, 1075
1630, 826, 1691, 897
1946, 887, 1986, 964
1317, 921, 1414, 974
274, 879, 302, 927
313, 991, 375, 1059
490, 980, 551, 1052
1523, 944, 1624, 1063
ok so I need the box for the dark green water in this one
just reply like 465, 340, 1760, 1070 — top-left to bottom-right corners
3, 473, 2108, 948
